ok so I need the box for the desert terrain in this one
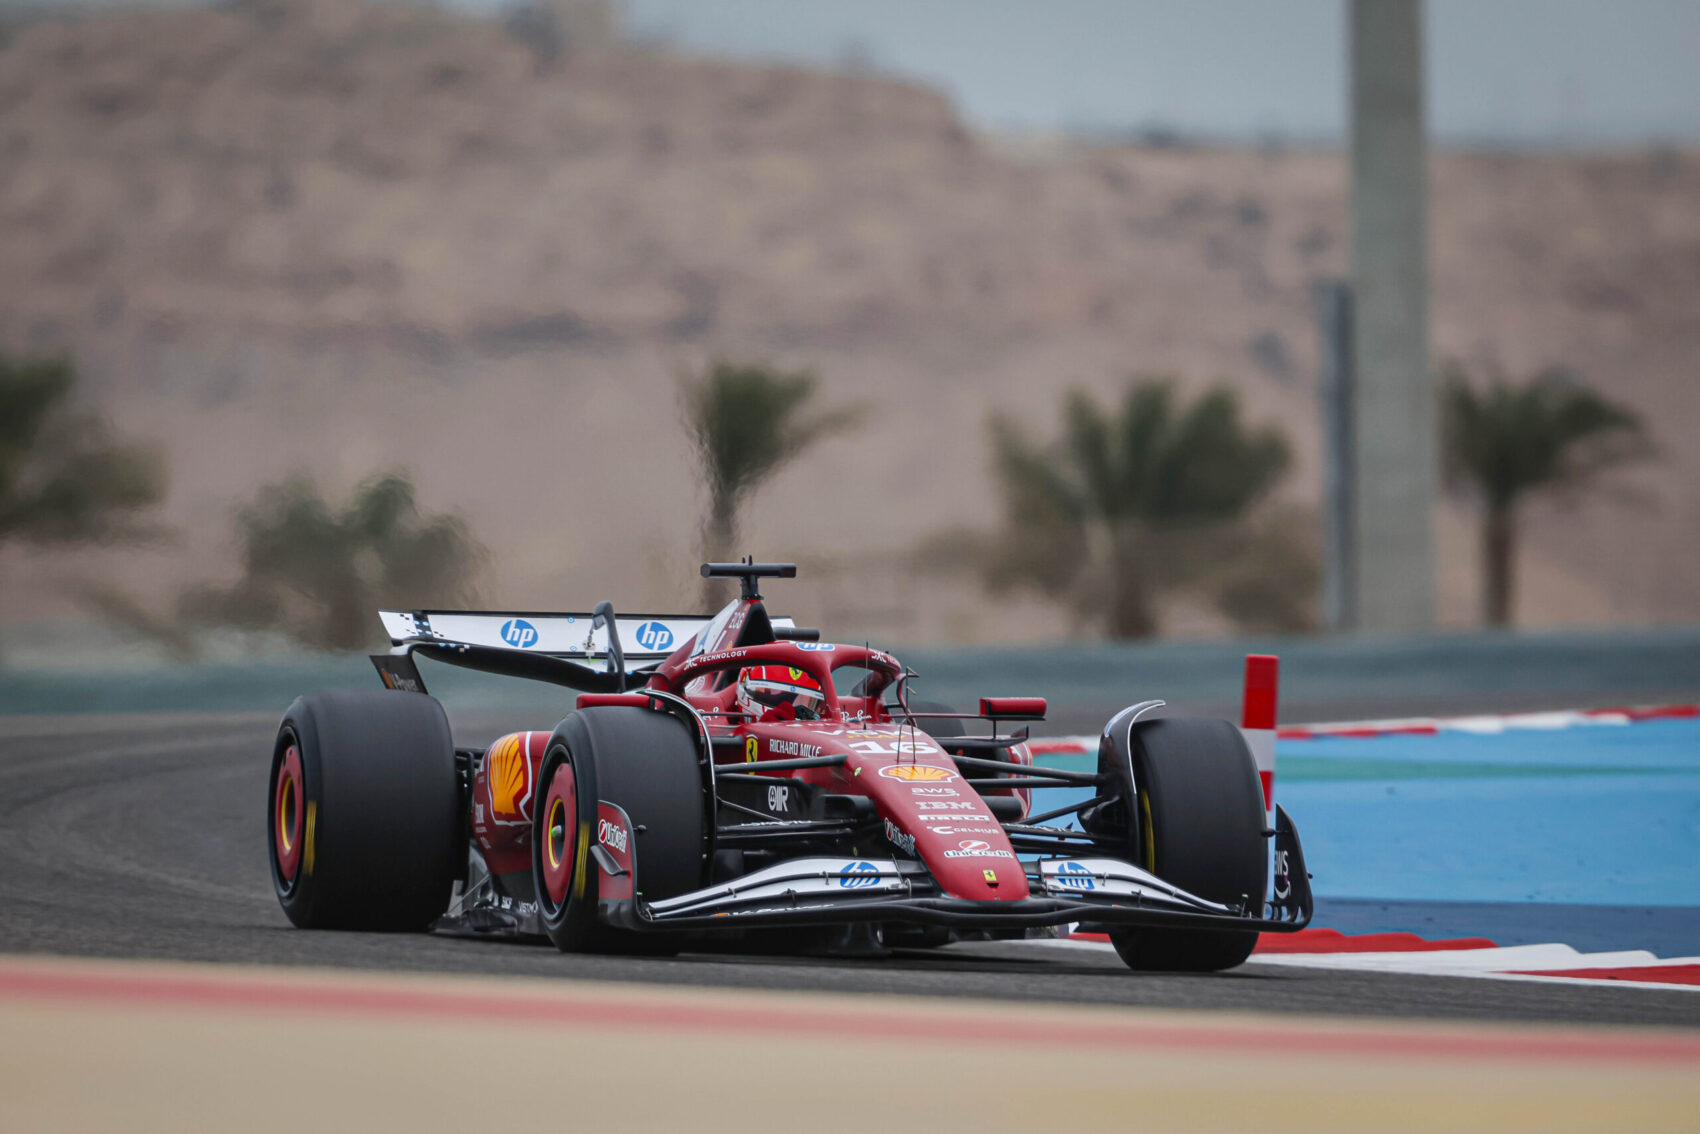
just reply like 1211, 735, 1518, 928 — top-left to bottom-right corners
1, 0, 1695, 647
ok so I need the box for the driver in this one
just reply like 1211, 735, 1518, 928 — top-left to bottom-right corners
735, 665, 826, 722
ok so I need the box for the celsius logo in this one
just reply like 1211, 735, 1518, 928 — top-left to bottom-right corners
501, 619, 538, 649
839, 861, 881, 889
635, 621, 674, 651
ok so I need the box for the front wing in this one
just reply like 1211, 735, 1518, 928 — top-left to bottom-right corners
599, 805, 1313, 936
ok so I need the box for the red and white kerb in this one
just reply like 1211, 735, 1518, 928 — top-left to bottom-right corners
1240, 654, 1278, 818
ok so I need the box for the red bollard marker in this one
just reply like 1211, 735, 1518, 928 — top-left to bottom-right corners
1241, 654, 1279, 818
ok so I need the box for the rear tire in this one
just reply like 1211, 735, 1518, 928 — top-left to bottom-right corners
1107, 717, 1267, 972
268, 690, 460, 931
533, 706, 707, 954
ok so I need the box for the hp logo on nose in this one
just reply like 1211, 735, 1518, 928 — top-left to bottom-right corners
501, 619, 538, 649
634, 621, 673, 651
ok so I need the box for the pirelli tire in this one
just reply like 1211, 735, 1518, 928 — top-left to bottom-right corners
1109, 716, 1268, 972
532, 706, 708, 954
268, 690, 460, 932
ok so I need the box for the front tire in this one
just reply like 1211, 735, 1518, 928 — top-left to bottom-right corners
533, 706, 707, 953
1106, 717, 1267, 972
268, 690, 460, 931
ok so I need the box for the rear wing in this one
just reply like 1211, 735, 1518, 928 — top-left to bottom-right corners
370, 608, 795, 695
377, 610, 726, 663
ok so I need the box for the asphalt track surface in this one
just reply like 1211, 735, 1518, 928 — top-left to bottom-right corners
2, 710, 1696, 1032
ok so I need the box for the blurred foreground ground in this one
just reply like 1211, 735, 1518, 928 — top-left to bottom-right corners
1, 0, 1697, 644
3, 954, 1695, 1134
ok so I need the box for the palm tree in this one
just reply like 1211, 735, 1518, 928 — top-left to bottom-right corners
1441, 363, 1650, 627
989, 379, 1294, 638
182, 471, 485, 651
0, 354, 164, 549
680, 361, 862, 605
0, 354, 165, 659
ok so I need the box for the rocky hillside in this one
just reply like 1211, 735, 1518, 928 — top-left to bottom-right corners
2, 0, 1696, 644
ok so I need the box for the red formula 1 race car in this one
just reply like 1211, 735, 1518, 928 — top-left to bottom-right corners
267, 561, 1311, 971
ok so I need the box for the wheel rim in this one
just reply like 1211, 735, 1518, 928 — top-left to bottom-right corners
1139, 789, 1156, 873
539, 758, 579, 908
273, 744, 305, 887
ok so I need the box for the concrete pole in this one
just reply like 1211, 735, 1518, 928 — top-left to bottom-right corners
1315, 280, 1355, 631
1349, 0, 1435, 633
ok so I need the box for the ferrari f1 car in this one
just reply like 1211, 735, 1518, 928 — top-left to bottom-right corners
267, 561, 1311, 971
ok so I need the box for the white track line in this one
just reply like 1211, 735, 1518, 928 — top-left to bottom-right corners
1412, 971, 1700, 994
1014, 937, 1700, 992
1250, 944, 1658, 972
1249, 958, 1700, 995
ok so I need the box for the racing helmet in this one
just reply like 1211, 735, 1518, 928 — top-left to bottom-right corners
735, 665, 825, 721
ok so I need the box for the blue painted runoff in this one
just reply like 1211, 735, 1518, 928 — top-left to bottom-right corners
1030, 718, 1700, 910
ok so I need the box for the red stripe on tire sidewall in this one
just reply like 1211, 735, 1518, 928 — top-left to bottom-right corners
540, 760, 578, 906
274, 745, 304, 881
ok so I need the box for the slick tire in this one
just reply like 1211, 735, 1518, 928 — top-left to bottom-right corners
1108, 717, 1267, 973
533, 706, 707, 955
268, 690, 460, 931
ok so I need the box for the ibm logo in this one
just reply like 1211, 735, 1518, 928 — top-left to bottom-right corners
500, 619, 538, 649
634, 621, 673, 651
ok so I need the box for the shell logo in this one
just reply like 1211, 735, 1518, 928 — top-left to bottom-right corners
878, 764, 955, 783
488, 733, 533, 821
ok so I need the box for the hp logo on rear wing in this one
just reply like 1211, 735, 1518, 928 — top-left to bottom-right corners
501, 619, 539, 649
635, 621, 674, 651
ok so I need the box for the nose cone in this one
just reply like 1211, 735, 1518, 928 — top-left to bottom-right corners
854, 747, 1029, 901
